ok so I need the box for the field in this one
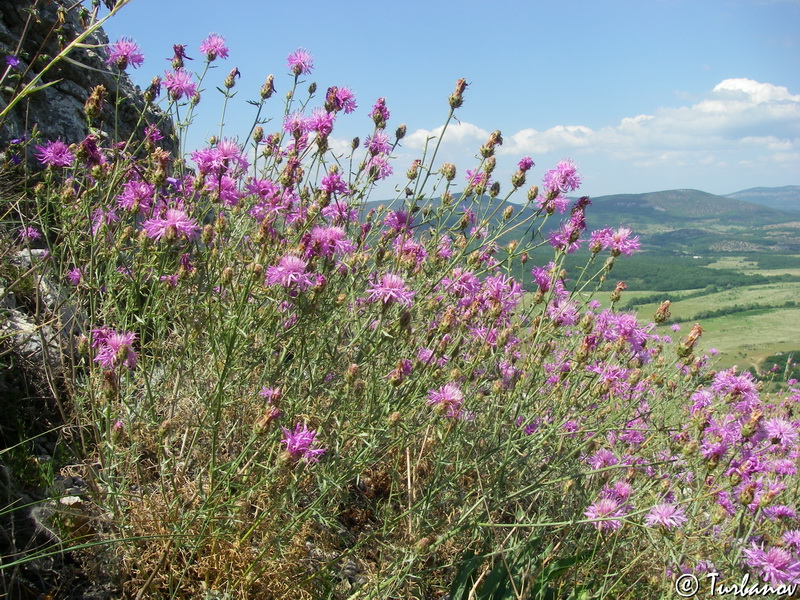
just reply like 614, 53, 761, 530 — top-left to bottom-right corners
612, 259, 800, 370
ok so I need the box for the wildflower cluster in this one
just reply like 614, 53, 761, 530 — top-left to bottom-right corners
4, 28, 799, 600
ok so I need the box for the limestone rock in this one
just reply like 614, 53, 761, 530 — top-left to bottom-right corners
0, 0, 175, 159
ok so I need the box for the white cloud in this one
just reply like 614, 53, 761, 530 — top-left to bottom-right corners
491, 78, 800, 162
404, 122, 489, 151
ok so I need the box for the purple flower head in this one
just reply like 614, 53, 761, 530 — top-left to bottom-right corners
644, 503, 687, 530
265, 254, 315, 292
365, 131, 392, 155
162, 69, 197, 101
287, 48, 314, 75
518, 156, 535, 172
117, 179, 155, 213
35, 140, 74, 168
366, 272, 415, 307
259, 386, 282, 404
283, 110, 313, 138
67, 268, 82, 286
310, 107, 335, 137
106, 37, 144, 70
6, 54, 20, 69
427, 383, 465, 418
306, 225, 355, 259
141, 208, 201, 242
281, 423, 326, 463
93, 329, 137, 372
199, 33, 228, 61
384, 210, 412, 232
742, 543, 800, 586
543, 159, 582, 193
320, 169, 349, 196
18, 226, 41, 243
370, 97, 390, 127
763, 418, 799, 451
548, 222, 582, 254
584, 497, 626, 532
335, 86, 358, 114
367, 154, 393, 181
590, 227, 640, 256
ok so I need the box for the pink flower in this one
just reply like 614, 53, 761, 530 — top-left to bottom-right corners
265, 254, 315, 291
260, 386, 282, 404
426, 383, 464, 418
18, 226, 41, 242
320, 170, 349, 196
517, 156, 534, 171
281, 423, 326, 463
590, 227, 640, 256
116, 179, 155, 213
367, 154, 393, 181
584, 498, 626, 532
35, 140, 74, 167
67, 268, 82, 286
370, 97, 390, 127
199, 33, 229, 61
306, 226, 355, 259
106, 37, 144, 70
365, 131, 391, 155
543, 159, 581, 193
310, 107, 335, 137
93, 329, 137, 372
162, 69, 197, 101
644, 503, 687, 530
287, 48, 313, 75
742, 543, 800, 586
366, 273, 415, 307
283, 111, 313, 138
141, 208, 201, 242
334, 86, 357, 114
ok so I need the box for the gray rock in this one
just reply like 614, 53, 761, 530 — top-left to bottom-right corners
0, 0, 175, 159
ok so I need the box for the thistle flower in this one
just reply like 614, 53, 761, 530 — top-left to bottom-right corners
644, 503, 687, 530
543, 159, 582, 193
265, 254, 315, 292
366, 272, 415, 307
199, 33, 229, 61
426, 383, 464, 418
162, 69, 197, 101
742, 543, 800, 586
35, 140, 74, 167
106, 37, 144, 70
141, 208, 201, 242
93, 329, 137, 372
584, 498, 626, 532
18, 226, 41, 243
281, 423, 326, 463
287, 48, 314, 75
67, 268, 82, 286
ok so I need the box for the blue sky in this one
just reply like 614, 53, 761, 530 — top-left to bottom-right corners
103, 0, 800, 199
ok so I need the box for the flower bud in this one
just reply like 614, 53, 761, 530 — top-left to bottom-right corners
527, 185, 539, 203
308, 81, 317, 95
654, 301, 671, 324
84, 85, 106, 121
440, 163, 456, 182
224, 67, 240, 89
395, 124, 407, 140
449, 78, 468, 109
260, 74, 275, 99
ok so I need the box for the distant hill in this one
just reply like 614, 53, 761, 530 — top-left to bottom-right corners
583, 189, 800, 253
725, 186, 800, 213
370, 186, 800, 255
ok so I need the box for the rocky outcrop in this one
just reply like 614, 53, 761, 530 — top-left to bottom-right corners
0, 0, 175, 158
